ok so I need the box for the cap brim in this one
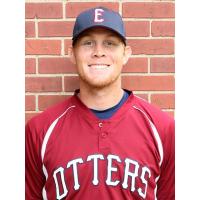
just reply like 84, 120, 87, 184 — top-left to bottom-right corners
72, 25, 126, 45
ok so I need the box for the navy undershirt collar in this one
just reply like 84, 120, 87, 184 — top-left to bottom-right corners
91, 90, 130, 119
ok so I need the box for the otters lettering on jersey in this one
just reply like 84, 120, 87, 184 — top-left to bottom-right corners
53, 154, 151, 200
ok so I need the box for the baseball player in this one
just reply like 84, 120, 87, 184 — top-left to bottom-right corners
25, 7, 175, 200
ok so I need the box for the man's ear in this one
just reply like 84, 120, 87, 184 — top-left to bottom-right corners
123, 46, 132, 65
68, 46, 76, 65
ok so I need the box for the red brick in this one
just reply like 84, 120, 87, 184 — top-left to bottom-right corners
125, 21, 150, 37
38, 95, 71, 111
25, 21, 35, 38
64, 76, 79, 92
38, 21, 74, 37
25, 95, 36, 111
25, 58, 36, 74
25, 3, 62, 19
25, 77, 62, 92
25, 112, 40, 124
150, 93, 175, 109
25, 39, 61, 55
135, 93, 148, 101
66, 2, 119, 18
151, 21, 175, 36
123, 58, 148, 73
122, 2, 175, 18
128, 39, 174, 55
122, 75, 174, 91
64, 39, 72, 55
38, 57, 77, 74
150, 57, 175, 73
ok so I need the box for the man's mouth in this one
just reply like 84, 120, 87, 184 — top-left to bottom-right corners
88, 64, 110, 69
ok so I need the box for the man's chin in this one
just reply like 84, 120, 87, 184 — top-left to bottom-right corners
87, 81, 111, 89
79, 73, 121, 89
81, 78, 114, 89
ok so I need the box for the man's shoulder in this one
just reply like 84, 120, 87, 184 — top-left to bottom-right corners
26, 96, 76, 131
132, 93, 174, 128
130, 93, 175, 146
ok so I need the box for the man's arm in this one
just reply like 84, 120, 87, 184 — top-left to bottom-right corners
25, 122, 45, 199
156, 119, 175, 200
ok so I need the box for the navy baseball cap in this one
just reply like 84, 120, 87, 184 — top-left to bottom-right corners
72, 7, 126, 45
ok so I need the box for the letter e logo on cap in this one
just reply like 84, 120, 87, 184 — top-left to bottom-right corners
94, 9, 104, 23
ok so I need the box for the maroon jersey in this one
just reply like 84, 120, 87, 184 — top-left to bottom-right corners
25, 91, 175, 200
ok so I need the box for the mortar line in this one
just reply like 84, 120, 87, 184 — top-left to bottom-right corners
25, 18, 175, 22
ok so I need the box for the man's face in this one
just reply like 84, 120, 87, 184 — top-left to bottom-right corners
69, 27, 131, 89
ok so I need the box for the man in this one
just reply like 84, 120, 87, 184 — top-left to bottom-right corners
26, 7, 175, 200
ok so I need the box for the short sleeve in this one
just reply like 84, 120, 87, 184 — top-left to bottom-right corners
25, 122, 45, 199
156, 119, 175, 200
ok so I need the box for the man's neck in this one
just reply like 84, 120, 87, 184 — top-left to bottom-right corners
78, 82, 124, 111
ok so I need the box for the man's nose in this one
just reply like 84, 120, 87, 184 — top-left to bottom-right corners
92, 43, 106, 58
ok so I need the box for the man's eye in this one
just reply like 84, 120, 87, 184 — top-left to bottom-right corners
104, 41, 117, 47
82, 41, 94, 46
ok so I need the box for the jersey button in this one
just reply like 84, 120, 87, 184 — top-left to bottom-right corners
99, 122, 103, 128
101, 132, 108, 138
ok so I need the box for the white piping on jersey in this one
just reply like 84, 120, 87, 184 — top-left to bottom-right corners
42, 165, 48, 200
154, 176, 160, 200
41, 105, 76, 162
41, 105, 76, 200
133, 105, 163, 200
42, 187, 48, 200
132, 105, 163, 166
43, 165, 48, 179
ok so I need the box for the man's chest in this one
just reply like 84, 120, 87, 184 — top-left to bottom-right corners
42, 117, 160, 199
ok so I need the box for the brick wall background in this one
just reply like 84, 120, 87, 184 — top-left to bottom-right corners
25, 0, 175, 123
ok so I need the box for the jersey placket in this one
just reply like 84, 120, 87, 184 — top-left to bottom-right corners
98, 121, 111, 154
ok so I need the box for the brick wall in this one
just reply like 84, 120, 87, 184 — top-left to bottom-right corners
25, 0, 175, 123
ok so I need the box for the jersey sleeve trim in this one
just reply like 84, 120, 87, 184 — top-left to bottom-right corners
132, 105, 164, 167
